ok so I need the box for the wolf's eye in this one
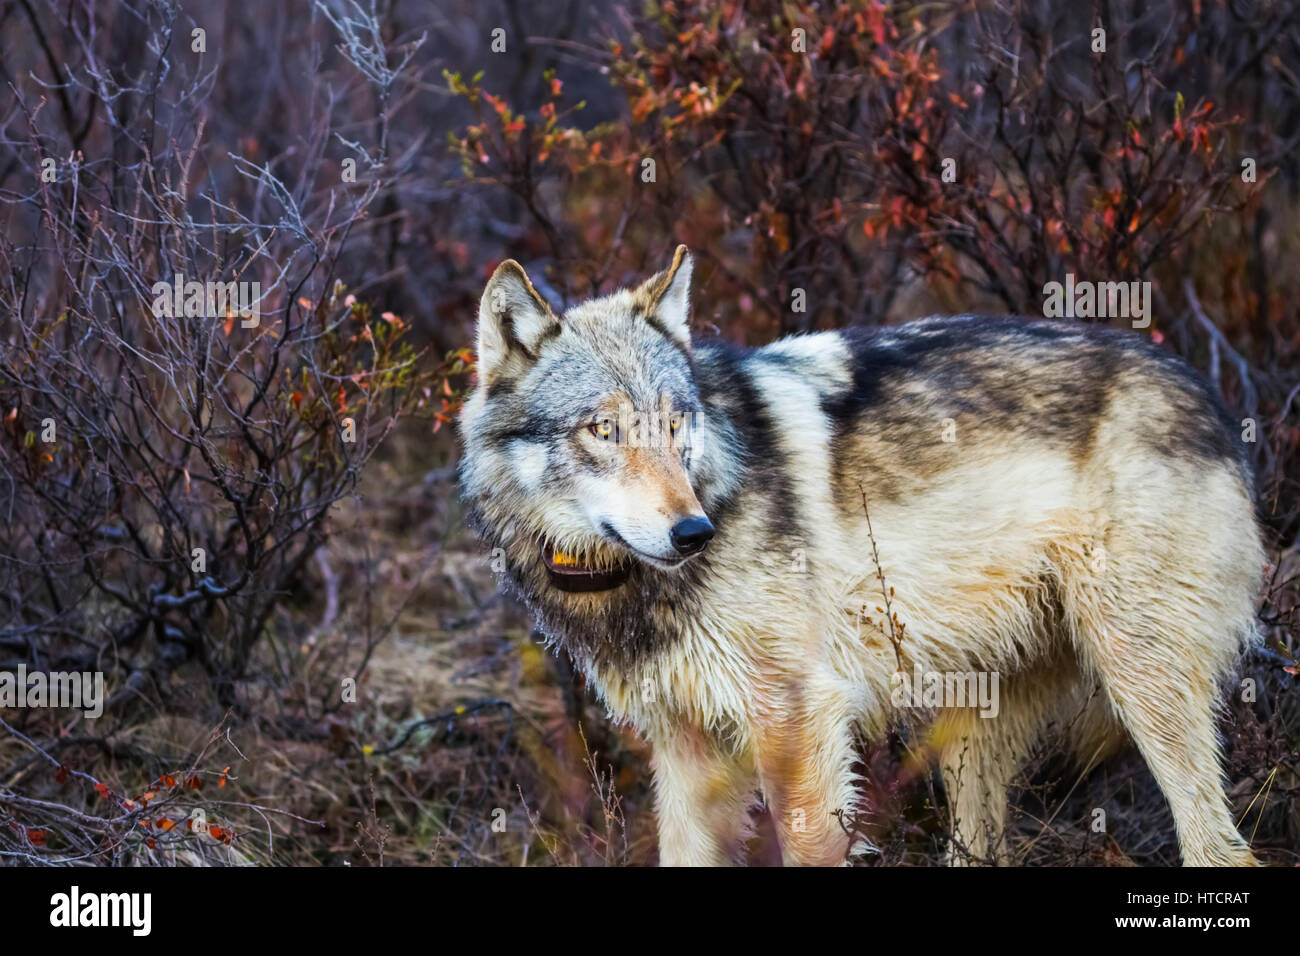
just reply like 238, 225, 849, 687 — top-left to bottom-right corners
590, 419, 614, 441
668, 412, 684, 433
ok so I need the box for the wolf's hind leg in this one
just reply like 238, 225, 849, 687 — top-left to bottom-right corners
1063, 535, 1258, 866
1075, 625, 1256, 865
936, 668, 1063, 865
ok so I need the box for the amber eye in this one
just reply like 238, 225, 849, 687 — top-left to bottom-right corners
590, 419, 614, 440
668, 413, 684, 433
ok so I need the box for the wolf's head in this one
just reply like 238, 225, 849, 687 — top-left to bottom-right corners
460, 246, 718, 597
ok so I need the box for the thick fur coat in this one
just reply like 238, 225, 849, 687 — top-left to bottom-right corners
459, 246, 1263, 866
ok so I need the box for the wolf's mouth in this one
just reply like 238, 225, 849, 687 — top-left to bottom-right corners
540, 541, 631, 592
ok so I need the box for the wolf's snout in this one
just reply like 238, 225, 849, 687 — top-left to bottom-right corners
670, 516, 715, 555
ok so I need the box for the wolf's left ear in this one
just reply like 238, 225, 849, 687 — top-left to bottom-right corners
636, 244, 693, 352
477, 259, 559, 384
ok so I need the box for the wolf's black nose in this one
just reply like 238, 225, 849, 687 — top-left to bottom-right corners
670, 516, 715, 555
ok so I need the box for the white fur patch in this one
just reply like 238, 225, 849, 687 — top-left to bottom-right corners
512, 441, 550, 491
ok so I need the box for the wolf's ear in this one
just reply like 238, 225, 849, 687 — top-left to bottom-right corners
477, 259, 559, 383
635, 244, 693, 352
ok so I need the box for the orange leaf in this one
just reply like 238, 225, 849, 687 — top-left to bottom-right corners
27, 829, 46, 846
818, 26, 836, 57
158, 819, 175, 831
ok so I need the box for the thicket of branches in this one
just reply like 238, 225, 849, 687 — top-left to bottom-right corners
0, 0, 453, 861
0, 0, 1296, 864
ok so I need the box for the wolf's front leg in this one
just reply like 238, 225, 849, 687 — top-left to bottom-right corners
756, 708, 859, 866
650, 727, 756, 866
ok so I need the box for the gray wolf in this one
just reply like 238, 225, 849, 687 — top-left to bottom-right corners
459, 245, 1264, 866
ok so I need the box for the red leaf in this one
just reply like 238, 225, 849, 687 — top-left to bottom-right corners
818, 26, 836, 57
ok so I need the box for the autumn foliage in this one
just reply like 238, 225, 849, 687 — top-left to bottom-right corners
1, 0, 1296, 865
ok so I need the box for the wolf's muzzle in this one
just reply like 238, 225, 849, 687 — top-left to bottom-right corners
670, 516, 715, 556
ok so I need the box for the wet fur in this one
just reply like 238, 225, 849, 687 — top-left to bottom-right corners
460, 251, 1264, 866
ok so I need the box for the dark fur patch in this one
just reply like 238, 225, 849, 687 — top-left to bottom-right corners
695, 343, 801, 546
821, 316, 1251, 516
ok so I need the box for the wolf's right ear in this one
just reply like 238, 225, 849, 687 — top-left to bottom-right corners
634, 244, 694, 353
477, 260, 559, 384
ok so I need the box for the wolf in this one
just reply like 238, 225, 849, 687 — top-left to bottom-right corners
459, 245, 1264, 866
